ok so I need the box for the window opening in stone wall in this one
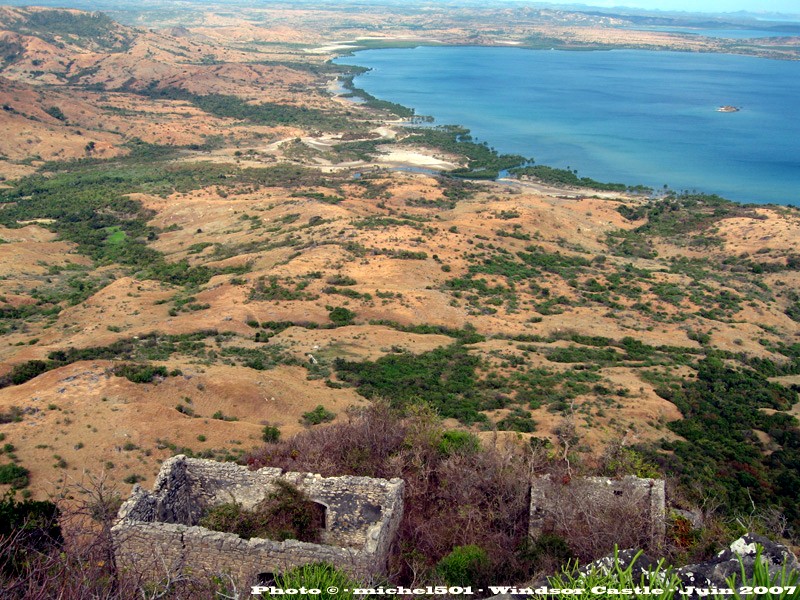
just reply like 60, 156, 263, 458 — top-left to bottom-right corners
311, 501, 327, 530
258, 572, 276, 586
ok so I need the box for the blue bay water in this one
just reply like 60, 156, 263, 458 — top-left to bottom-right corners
335, 47, 800, 205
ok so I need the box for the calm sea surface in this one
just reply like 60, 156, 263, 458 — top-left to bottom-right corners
335, 47, 800, 205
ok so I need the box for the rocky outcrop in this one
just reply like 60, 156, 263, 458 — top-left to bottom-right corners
486, 534, 799, 600
676, 533, 798, 596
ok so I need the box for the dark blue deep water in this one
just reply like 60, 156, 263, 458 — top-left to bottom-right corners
336, 47, 800, 205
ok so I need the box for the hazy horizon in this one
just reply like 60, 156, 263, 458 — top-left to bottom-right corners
1, 0, 799, 19
536, 0, 800, 16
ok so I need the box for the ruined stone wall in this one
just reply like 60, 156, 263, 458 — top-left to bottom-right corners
113, 456, 405, 584
529, 475, 666, 552
113, 521, 370, 584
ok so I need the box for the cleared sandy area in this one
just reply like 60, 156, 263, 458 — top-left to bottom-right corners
376, 149, 459, 170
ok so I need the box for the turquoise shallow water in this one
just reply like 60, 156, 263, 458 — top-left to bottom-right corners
335, 47, 800, 205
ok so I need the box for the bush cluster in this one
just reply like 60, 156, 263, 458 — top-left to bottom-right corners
246, 403, 533, 586
199, 480, 324, 543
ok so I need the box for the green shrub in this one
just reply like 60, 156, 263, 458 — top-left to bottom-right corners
785, 292, 800, 323
437, 430, 480, 456
112, 363, 168, 383
175, 404, 194, 416
547, 345, 619, 364
0, 494, 62, 575
520, 533, 574, 572
10, 10, 131, 50
0, 464, 29, 488
497, 408, 537, 433
658, 356, 800, 530
436, 544, 489, 587
334, 344, 484, 424
144, 88, 352, 132
0, 155, 255, 288
328, 306, 355, 326
600, 445, 660, 479
212, 410, 238, 422
323, 286, 371, 300
0, 407, 24, 424
326, 274, 357, 286
400, 125, 527, 179
200, 480, 324, 543
262, 425, 281, 443
301, 405, 335, 426
8, 360, 48, 386
44, 106, 67, 121
255, 563, 361, 599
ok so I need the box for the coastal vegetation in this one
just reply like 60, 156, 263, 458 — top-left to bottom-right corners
511, 165, 651, 193
398, 125, 529, 178
339, 74, 415, 118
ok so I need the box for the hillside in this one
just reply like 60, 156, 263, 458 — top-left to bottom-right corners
0, 4, 798, 594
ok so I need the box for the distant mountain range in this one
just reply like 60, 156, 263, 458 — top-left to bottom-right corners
511, 2, 800, 23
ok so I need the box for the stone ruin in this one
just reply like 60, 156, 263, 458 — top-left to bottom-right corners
112, 455, 405, 585
113, 457, 666, 587
529, 475, 666, 554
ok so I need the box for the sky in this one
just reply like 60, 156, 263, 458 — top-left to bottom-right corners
543, 0, 800, 14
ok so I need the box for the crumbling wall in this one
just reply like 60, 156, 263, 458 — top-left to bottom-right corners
529, 475, 666, 555
113, 456, 404, 584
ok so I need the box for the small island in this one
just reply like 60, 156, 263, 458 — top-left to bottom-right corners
717, 105, 741, 112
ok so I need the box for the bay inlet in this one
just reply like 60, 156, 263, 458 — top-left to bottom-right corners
335, 47, 800, 205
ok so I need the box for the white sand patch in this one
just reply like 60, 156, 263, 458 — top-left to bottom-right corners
373, 126, 397, 139
305, 44, 360, 54
377, 150, 457, 170
355, 36, 442, 43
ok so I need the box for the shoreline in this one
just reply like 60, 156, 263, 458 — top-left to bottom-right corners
329, 46, 799, 208
315, 26, 800, 62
